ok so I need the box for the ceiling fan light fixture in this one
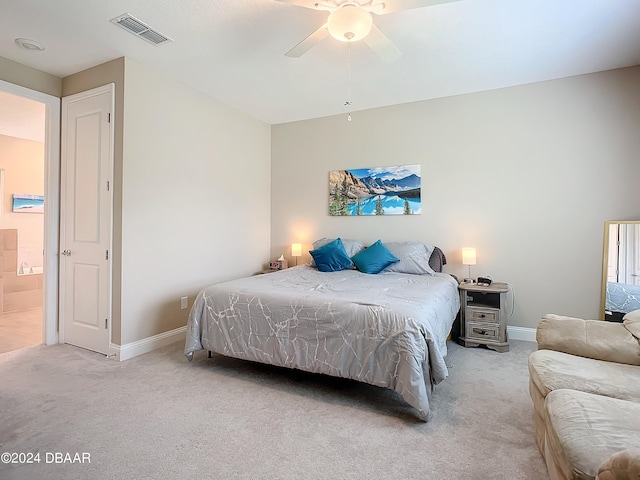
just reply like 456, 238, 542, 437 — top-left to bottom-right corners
327, 5, 373, 42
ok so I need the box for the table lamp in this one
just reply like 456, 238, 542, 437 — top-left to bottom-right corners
462, 247, 476, 284
291, 243, 302, 266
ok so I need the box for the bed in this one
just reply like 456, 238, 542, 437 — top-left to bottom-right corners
605, 281, 640, 322
185, 240, 460, 421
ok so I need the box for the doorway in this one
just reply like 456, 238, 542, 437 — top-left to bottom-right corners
0, 92, 45, 353
0, 80, 60, 353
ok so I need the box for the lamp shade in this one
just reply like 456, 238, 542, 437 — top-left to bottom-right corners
462, 247, 476, 266
291, 243, 302, 257
327, 5, 373, 42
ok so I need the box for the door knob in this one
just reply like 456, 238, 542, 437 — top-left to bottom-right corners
61, 250, 71, 256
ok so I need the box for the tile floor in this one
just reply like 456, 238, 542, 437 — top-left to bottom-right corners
0, 306, 43, 354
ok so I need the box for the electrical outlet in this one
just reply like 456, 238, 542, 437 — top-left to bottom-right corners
180, 296, 188, 310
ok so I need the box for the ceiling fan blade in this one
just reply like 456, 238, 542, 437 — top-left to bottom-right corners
363, 24, 401, 63
274, 0, 335, 12
285, 24, 330, 57
370, 0, 460, 15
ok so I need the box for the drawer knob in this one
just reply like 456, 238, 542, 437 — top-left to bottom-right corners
473, 328, 490, 336
479, 313, 485, 318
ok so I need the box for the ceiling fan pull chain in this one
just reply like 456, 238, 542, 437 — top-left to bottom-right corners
345, 42, 353, 122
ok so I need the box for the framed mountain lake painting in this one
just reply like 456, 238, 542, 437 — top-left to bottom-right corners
329, 165, 420, 216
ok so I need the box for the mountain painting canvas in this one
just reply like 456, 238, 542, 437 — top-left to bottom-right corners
329, 165, 421, 216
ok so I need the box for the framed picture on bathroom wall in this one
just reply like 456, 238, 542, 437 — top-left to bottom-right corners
12, 194, 44, 214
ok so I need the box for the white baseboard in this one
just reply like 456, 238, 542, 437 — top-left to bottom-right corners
110, 326, 186, 361
507, 325, 536, 343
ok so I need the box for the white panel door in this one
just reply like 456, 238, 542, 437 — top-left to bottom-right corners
60, 84, 113, 355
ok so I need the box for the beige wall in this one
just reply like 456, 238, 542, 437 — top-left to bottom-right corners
62, 57, 271, 346
7, 50, 639, 341
0, 56, 61, 97
119, 59, 271, 345
271, 66, 640, 329
0, 134, 44, 268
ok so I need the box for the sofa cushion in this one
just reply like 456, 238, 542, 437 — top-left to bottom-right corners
623, 309, 640, 322
597, 448, 640, 480
624, 310, 640, 341
545, 389, 640, 480
529, 349, 640, 403
537, 314, 640, 366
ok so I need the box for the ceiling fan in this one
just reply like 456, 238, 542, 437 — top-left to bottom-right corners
277, 0, 460, 62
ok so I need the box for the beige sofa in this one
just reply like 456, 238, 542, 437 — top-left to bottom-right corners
528, 310, 640, 480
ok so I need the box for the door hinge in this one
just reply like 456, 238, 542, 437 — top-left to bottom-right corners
105, 319, 108, 329
107, 112, 111, 123
105, 250, 109, 260
106, 180, 110, 192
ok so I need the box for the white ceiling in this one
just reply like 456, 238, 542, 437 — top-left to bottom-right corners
1, 0, 640, 125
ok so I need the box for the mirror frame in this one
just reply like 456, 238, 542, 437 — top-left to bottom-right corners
601, 220, 640, 320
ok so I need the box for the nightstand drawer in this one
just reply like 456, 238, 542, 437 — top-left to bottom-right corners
466, 321, 500, 342
466, 306, 499, 324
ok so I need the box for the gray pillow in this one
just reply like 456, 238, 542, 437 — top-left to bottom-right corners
382, 242, 436, 275
309, 238, 364, 267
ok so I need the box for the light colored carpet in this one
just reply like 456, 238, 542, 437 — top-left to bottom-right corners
0, 339, 547, 480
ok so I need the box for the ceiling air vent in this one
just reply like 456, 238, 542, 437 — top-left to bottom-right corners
110, 13, 172, 46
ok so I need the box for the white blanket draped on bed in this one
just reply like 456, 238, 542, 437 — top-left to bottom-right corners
185, 265, 460, 420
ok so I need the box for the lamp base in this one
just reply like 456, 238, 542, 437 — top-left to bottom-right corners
462, 278, 475, 284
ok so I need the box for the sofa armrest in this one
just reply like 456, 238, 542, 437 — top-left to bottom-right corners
536, 314, 640, 365
597, 448, 640, 480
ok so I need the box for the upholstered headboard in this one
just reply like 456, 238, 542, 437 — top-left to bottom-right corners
429, 247, 447, 273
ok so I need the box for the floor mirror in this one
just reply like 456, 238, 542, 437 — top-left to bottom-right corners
601, 220, 640, 321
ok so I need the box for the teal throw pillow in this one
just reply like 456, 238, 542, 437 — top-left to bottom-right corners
352, 240, 400, 274
309, 238, 353, 272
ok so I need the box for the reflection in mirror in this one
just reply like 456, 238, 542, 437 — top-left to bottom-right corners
601, 221, 640, 322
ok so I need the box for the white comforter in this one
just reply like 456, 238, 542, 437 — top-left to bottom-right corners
185, 265, 460, 420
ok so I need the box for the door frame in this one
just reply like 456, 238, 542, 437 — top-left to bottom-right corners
59, 84, 115, 354
0, 79, 61, 346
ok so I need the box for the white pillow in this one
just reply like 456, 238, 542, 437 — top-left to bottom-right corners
382, 242, 436, 275
309, 238, 364, 267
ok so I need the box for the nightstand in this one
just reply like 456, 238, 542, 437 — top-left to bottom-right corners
458, 282, 509, 353
258, 269, 280, 275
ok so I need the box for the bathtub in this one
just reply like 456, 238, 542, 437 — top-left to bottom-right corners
18, 266, 43, 275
